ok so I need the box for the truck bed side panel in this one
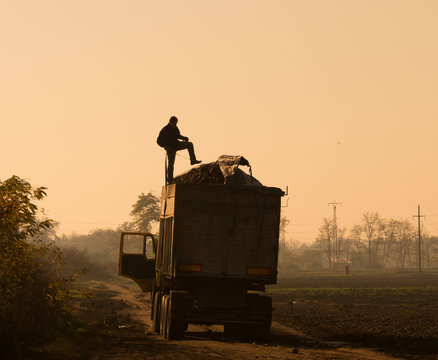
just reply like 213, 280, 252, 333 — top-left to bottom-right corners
163, 184, 280, 283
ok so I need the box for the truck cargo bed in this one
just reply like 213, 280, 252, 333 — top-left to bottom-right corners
157, 184, 283, 284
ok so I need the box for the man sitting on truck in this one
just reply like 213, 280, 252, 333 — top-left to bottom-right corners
157, 116, 201, 183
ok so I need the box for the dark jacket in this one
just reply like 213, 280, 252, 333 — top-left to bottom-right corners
157, 124, 183, 149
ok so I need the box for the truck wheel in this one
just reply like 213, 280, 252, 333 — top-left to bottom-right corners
160, 295, 168, 337
237, 324, 253, 342
151, 292, 161, 333
253, 324, 270, 342
166, 299, 184, 340
150, 278, 156, 303
150, 290, 156, 320
224, 324, 237, 337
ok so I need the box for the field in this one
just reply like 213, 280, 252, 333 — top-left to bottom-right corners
8, 273, 438, 360
269, 272, 438, 359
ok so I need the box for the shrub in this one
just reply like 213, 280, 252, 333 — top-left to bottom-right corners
0, 176, 74, 352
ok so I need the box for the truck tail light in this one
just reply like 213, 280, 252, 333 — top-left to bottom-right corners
247, 267, 270, 276
178, 264, 202, 273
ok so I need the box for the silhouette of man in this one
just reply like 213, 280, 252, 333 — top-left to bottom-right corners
157, 116, 201, 183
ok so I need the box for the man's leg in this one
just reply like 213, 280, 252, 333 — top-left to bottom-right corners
176, 142, 200, 165
166, 148, 176, 183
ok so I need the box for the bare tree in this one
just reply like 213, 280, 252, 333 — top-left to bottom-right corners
350, 224, 365, 268
394, 219, 415, 270
422, 232, 432, 270
361, 212, 382, 266
317, 217, 333, 269
335, 226, 346, 265
342, 236, 354, 265
379, 219, 397, 268
426, 236, 438, 268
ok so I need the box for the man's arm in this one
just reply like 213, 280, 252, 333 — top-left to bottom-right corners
176, 127, 188, 142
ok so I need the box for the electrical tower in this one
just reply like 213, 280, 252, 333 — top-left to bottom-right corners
413, 205, 426, 273
328, 201, 342, 266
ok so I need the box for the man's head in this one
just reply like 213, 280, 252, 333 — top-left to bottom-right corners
169, 116, 178, 127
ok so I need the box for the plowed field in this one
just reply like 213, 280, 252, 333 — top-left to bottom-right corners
269, 273, 438, 360
20, 273, 438, 360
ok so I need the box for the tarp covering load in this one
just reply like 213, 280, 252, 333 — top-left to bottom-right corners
172, 155, 263, 186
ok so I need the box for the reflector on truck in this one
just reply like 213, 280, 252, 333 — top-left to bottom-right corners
178, 264, 203, 273
247, 267, 270, 276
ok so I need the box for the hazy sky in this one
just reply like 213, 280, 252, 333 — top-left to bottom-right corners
1, 1, 437, 242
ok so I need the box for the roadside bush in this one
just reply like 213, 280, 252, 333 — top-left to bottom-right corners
0, 176, 74, 353
61, 246, 113, 280
58, 229, 120, 280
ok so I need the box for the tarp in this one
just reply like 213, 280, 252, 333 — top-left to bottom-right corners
172, 155, 262, 186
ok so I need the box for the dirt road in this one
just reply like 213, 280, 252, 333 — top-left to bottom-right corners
83, 282, 403, 360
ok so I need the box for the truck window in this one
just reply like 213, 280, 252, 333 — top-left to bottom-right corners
145, 235, 155, 260
123, 234, 144, 254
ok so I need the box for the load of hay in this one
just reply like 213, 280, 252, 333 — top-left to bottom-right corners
173, 161, 224, 184
172, 155, 262, 186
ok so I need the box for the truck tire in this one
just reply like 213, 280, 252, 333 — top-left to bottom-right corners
160, 295, 168, 337
253, 295, 272, 342
237, 324, 253, 342
166, 299, 184, 340
151, 292, 162, 333
224, 324, 238, 337
253, 323, 270, 342
150, 290, 156, 320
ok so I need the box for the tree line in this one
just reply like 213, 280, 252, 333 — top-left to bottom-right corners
279, 212, 438, 271
55, 192, 160, 280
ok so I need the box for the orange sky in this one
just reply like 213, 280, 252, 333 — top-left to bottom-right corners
1, 1, 437, 242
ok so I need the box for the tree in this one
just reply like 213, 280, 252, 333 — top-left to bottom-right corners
335, 226, 346, 265
361, 212, 382, 266
422, 232, 432, 270
0, 175, 53, 244
129, 192, 160, 233
0, 176, 71, 350
317, 217, 333, 269
379, 219, 398, 268
349, 224, 365, 268
425, 236, 438, 269
58, 227, 122, 279
393, 219, 415, 270
279, 215, 290, 252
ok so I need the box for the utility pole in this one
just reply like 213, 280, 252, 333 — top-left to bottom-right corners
413, 205, 426, 273
328, 201, 342, 268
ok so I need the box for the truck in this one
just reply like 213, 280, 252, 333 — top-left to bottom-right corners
119, 179, 284, 340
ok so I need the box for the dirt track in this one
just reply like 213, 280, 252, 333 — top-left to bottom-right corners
82, 282, 404, 360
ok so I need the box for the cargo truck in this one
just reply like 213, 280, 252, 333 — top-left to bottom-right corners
119, 181, 284, 340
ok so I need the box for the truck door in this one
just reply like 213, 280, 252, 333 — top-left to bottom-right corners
119, 232, 156, 292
